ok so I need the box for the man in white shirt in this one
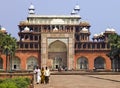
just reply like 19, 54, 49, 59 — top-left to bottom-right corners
44, 67, 50, 84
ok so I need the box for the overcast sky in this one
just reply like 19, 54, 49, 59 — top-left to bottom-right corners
0, 0, 120, 39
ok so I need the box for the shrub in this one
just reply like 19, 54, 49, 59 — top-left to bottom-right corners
0, 80, 17, 88
13, 77, 31, 88
0, 77, 31, 88
0, 79, 3, 83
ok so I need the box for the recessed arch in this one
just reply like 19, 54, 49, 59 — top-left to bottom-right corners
94, 56, 106, 69
76, 56, 88, 70
12, 56, 21, 70
26, 56, 38, 70
48, 40, 67, 69
48, 40, 67, 52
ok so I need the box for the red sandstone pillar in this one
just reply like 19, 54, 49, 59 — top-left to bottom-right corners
105, 57, 111, 70
88, 58, 94, 71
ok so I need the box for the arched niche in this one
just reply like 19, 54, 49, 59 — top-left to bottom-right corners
94, 57, 106, 69
26, 56, 38, 70
77, 57, 88, 70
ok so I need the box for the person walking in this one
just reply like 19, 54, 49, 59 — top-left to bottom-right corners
35, 66, 41, 84
44, 67, 50, 84
41, 67, 45, 84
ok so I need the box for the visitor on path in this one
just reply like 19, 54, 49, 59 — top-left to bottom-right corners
41, 67, 45, 84
44, 66, 50, 84
35, 66, 41, 84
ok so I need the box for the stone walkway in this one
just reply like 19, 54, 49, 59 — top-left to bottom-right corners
34, 75, 120, 88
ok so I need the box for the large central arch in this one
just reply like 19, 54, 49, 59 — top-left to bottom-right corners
48, 40, 67, 69
41, 33, 74, 70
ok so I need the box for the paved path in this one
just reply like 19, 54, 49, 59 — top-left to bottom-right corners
34, 75, 120, 88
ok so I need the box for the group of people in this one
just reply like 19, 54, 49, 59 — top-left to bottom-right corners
34, 66, 50, 84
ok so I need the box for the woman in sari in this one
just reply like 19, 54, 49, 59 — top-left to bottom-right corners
41, 67, 45, 84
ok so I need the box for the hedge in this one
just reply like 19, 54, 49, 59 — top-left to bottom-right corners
0, 77, 31, 88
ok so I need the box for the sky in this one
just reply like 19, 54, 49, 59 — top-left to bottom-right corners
0, 0, 120, 40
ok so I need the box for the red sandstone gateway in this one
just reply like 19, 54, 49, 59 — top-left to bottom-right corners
0, 4, 115, 71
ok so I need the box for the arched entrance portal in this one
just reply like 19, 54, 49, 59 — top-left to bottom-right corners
94, 57, 106, 69
48, 40, 67, 70
77, 57, 88, 70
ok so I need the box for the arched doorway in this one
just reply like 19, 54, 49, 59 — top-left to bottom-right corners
77, 57, 88, 70
12, 57, 21, 70
27, 56, 38, 70
94, 57, 106, 69
0, 58, 3, 69
53, 57, 62, 69
48, 40, 67, 69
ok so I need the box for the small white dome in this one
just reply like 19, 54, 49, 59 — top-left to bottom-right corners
74, 4, 80, 11
82, 27, 88, 32
29, 4, 35, 10
97, 34, 100, 36
1, 27, 6, 31
111, 28, 115, 32
106, 28, 116, 32
106, 28, 111, 31
24, 27, 30, 31
94, 34, 98, 37
100, 32, 104, 35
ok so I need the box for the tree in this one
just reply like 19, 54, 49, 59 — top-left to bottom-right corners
107, 33, 120, 72
0, 32, 17, 72
0, 31, 6, 56
0, 32, 5, 47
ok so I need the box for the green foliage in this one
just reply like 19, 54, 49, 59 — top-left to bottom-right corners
0, 77, 31, 88
13, 77, 31, 88
0, 31, 5, 46
2, 34, 18, 55
0, 32, 18, 55
107, 33, 120, 59
25, 77, 31, 84
0, 32, 18, 71
0, 79, 17, 88
108, 34, 120, 49
0, 79, 3, 83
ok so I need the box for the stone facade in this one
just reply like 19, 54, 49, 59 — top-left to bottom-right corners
0, 5, 116, 71
41, 32, 74, 70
